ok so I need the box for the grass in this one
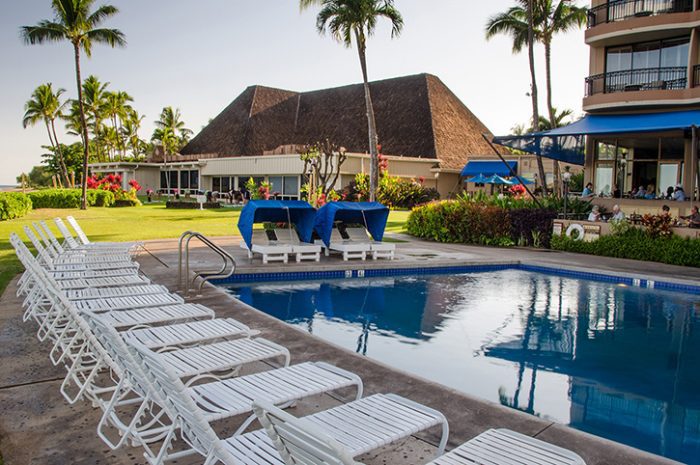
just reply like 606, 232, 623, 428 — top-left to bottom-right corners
0, 203, 411, 295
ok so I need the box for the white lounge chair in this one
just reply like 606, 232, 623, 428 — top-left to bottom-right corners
327, 226, 370, 261
210, 394, 449, 464
65, 216, 143, 254
427, 428, 586, 465
346, 225, 395, 260
129, 339, 364, 464
240, 229, 293, 264
273, 225, 321, 262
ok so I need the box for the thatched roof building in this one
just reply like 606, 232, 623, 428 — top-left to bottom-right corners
181, 73, 498, 170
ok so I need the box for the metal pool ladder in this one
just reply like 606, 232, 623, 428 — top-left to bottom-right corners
178, 231, 236, 296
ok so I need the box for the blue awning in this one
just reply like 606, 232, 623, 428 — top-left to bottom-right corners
237, 200, 316, 248
493, 110, 700, 166
461, 160, 517, 177
313, 201, 390, 247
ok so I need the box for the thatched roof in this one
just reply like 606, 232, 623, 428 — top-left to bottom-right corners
181, 73, 500, 169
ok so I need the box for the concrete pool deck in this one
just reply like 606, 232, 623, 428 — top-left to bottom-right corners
1, 234, 695, 465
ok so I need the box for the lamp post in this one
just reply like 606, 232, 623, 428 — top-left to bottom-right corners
562, 168, 572, 219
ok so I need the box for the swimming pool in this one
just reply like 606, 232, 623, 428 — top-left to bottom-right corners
225, 269, 700, 464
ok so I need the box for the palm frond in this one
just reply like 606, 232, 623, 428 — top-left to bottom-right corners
85, 28, 126, 47
87, 4, 120, 28
20, 21, 68, 45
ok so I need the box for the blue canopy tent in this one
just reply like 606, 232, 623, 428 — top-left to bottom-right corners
484, 175, 513, 185
492, 110, 700, 166
314, 202, 390, 247
511, 177, 534, 185
465, 174, 490, 184
237, 200, 316, 249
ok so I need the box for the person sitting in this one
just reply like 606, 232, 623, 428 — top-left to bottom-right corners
681, 206, 700, 228
666, 186, 675, 200
611, 204, 625, 221
581, 182, 594, 198
612, 185, 621, 198
673, 184, 686, 201
635, 185, 647, 198
644, 184, 656, 199
588, 205, 601, 222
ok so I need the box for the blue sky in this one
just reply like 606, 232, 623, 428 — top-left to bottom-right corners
0, 0, 588, 185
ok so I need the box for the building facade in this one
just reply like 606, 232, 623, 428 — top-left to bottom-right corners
91, 74, 547, 200
584, 0, 700, 202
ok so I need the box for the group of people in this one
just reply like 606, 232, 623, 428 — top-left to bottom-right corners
581, 182, 688, 201
586, 203, 699, 228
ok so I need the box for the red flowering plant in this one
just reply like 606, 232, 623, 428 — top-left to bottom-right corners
86, 173, 141, 205
509, 184, 526, 199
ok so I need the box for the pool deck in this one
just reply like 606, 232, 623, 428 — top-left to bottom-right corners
1, 234, 695, 465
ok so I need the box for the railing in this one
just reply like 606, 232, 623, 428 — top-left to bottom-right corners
178, 231, 236, 296
588, 0, 693, 28
585, 67, 687, 96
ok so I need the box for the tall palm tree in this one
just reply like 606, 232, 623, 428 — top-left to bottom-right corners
152, 107, 193, 151
82, 75, 109, 161
21, 0, 125, 209
486, 0, 547, 193
22, 83, 70, 185
300, 0, 403, 201
538, 1, 587, 194
121, 109, 144, 159
537, 107, 573, 131
103, 90, 132, 159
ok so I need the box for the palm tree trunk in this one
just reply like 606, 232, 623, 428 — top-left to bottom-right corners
355, 30, 379, 202
50, 119, 71, 186
544, 39, 560, 196
74, 43, 90, 210
526, 0, 547, 195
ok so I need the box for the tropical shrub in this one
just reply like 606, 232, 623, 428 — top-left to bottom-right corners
551, 228, 700, 268
509, 208, 557, 247
0, 193, 32, 221
346, 173, 439, 208
28, 189, 115, 209
86, 174, 141, 206
407, 200, 513, 246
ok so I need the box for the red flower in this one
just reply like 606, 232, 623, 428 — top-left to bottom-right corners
129, 179, 142, 191
418, 176, 425, 184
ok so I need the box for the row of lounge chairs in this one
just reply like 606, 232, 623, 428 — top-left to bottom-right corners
9, 217, 585, 465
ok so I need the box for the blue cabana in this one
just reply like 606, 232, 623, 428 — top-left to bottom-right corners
465, 174, 490, 184
237, 200, 315, 249
314, 202, 390, 247
484, 175, 513, 185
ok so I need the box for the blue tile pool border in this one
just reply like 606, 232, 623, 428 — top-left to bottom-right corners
210, 263, 700, 295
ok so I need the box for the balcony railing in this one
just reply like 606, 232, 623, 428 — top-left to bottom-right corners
585, 67, 687, 96
588, 0, 693, 28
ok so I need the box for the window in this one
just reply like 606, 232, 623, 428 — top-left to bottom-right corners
595, 165, 613, 196
283, 176, 299, 196
160, 171, 178, 190
221, 176, 231, 192
180, 171, 190, 190
659, 164, 680, 194
212, 177, 220, 192
269, 176, 283, 194
606, 37, 689, 72
190, 170, 199, 189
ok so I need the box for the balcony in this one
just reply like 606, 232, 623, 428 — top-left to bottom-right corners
585, 67, 687, 96
587, 0, 693, 28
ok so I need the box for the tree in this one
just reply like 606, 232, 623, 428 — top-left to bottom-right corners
121, 109, 145, 159
300, 139, 348, 199
42, 142, 86, 183
81, 75, 109, 161
22, 83, 70, 186
21, 0, 126, 209
17, 165, 53, 188
104, 90, 133, 159
152, 107, 193, 153
300, 0, 403, 202
486, 0, 546, 193
537, 107, 573, 131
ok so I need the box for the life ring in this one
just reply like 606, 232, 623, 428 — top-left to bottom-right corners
566, 223, 585, 241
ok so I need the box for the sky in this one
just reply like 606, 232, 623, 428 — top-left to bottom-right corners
0, 0, 589, 185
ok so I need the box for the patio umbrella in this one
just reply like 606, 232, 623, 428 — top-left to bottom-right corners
484, 175, 513, 185
465, 174, 489, 183
510, 177, 534, 185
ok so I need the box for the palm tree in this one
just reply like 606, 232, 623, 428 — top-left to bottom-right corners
152, 107, 193, 151
21, 0, 125, 209
486, 0, 546, 193
82, 75, 109, 161
22, 83, 70, 185
121, 109, 144, 159
104, 90, 133, 159
300, 0, 403, 201
537, 107, 573, 131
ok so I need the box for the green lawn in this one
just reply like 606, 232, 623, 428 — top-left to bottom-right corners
0, 203, 410, 295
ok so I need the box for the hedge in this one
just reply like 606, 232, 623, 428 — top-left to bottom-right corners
166, 200, 221, 209
0, 192, 32, 221
551, 228, 700, 268
27, 189, 115, 209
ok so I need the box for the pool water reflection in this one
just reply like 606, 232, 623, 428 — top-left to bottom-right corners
226, 270, 700, 464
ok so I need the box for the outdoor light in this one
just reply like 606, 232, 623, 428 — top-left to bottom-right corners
562, 168, 572, 220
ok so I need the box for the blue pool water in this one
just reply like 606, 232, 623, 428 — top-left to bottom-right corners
225, 270, 700, 464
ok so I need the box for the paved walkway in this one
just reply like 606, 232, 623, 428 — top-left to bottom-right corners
0, 235, 691, 465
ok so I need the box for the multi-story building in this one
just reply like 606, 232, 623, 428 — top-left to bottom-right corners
584, 0, 699, 206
